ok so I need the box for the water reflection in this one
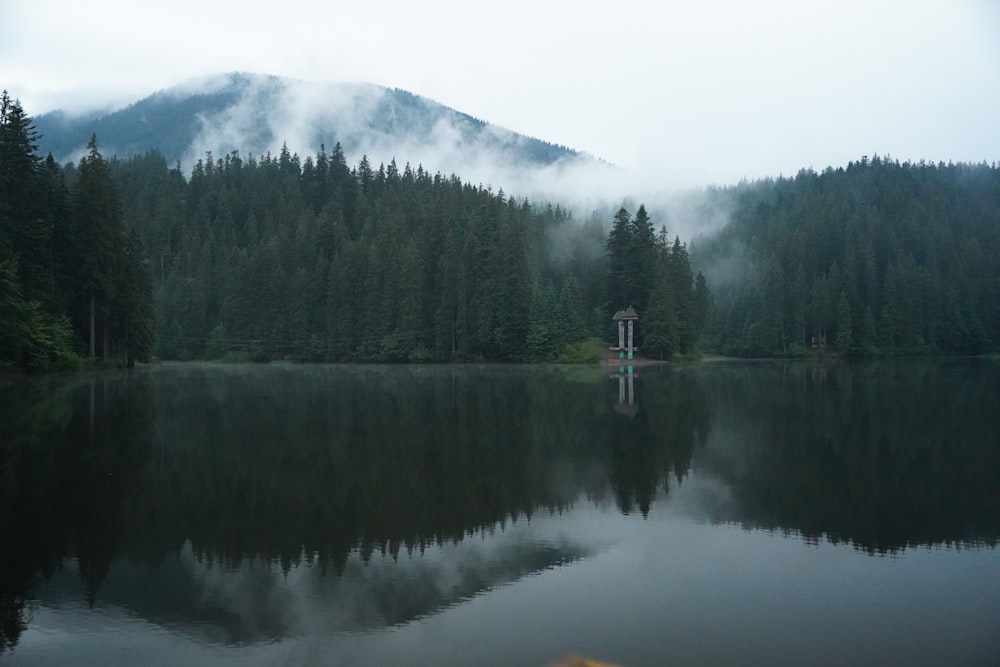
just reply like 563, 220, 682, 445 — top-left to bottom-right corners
1, 360, 999, 660
0, 372, 154, 653
612, 365, 637, 418
693, 360, 1000, 552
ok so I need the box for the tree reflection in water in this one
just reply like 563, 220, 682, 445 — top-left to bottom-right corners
1, 360, 998, 653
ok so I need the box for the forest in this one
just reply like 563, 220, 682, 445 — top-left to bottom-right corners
112, 146, 703, 363
696, 157, 1000, 357
0, 92, 153, 368
2, 90, 999, 369
2, 92, 703, 367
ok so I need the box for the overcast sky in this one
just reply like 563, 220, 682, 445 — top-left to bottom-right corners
3, 0, 999, 188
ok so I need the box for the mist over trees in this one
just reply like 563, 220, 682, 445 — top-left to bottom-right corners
111, 145, 604, 362
3, 88, 708, 368
5, 88, 1000, 368
111, 139, 717, 362
605, 205, 708, 358
693, 157, 1000, 357
102, 147, 1000, 363
31, 74, 588, 198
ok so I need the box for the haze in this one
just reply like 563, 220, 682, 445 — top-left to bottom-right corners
3, 0, 999, 191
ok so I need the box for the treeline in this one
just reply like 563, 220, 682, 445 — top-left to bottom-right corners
695, 156, 1000, 357
113, 145, 615, 361
606, 205, 709, 358
114, 143, 706, 362
4, 92, 711, 368
0, 92, 153, 368
12, 88, 999, 365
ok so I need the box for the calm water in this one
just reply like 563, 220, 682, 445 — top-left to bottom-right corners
1, 361, 998, 666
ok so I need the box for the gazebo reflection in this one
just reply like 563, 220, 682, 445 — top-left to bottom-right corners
612, 364, 638, 418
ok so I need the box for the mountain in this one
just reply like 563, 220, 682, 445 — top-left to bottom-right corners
33, 72, 591, 183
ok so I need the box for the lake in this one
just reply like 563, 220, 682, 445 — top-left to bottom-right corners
1, 360, 998, 666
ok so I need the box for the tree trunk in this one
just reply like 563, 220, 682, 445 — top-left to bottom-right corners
89, 291, 96, 360
103, 310, 109, 361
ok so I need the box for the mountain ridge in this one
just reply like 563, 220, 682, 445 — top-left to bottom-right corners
33, 72, 591, 176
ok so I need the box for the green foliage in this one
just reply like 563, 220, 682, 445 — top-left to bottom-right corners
10, 89, 993, 367
109, 144, 597, 363
606, 207, 707, 359
642, 281, 677, 360
835, 290, 853, 350
695, 158, 1000, 357
205, 323, 228, 359
0, 259, 80, 369
219, 350, 252, 363
0, 93, 155, 370
555, 337, 604, 363
605, 206, 646, 318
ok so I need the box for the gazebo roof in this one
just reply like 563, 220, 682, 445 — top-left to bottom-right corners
612, 306, 639, 321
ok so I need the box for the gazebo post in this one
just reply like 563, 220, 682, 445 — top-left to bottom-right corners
611, 306, 639, 362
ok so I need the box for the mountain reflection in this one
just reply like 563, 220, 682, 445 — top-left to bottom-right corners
2, 360, 999, 652
35, 530, 592, 646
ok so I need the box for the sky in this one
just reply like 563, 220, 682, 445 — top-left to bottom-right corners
2, 0, 999, 189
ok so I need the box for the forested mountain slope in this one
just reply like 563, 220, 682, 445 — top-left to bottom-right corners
7, 82, 1000, 367
113, 146, 610, 362
694, 157, 1000, 356
5, 88, 707, 368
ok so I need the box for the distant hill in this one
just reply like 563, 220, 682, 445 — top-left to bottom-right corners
33, 73, 588, 177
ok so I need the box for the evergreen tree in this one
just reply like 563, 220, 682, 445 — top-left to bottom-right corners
606, 207, 634, 316
835, 290, 853, 351
630, 204, 657, 316
114, 228, 155, 365
642, 279, 678, 359
667, 236, 695, 353
0, 92, 42, 262
69, 135, 154, 362
0, 98, 155, 368
71, 135, 121, 359
694, 158, 1000, 357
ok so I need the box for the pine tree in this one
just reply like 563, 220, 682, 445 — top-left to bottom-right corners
606, 207, 633, 317
630, 204, 657, 316
71, 136, 120, 358
668, 236, 695, 353
643, 279, 678, 359
0, 91, 46, 298
114, 227, 155, 365
835, 290, 853, 351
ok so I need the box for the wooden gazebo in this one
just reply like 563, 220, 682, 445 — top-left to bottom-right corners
610, 306, 639, 361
